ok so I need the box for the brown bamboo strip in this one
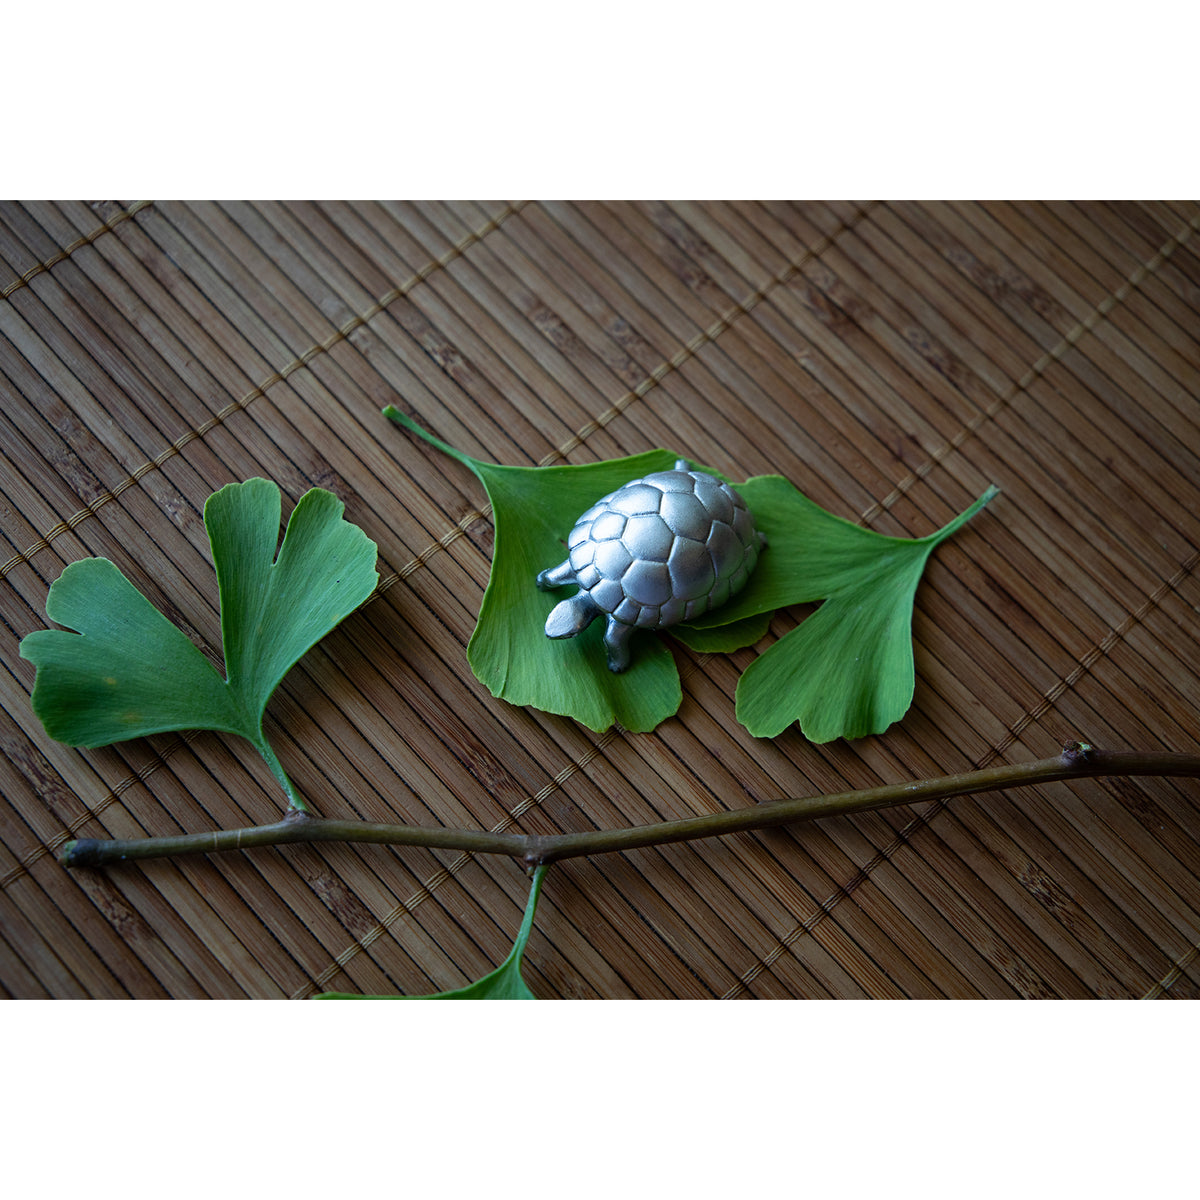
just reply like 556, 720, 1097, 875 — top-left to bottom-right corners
530, 201, 880, 464
393, 205, 652, 467
696, 205, 1012, 544
800, 725, 1109, 997
672, 220, 982, 508
599, 737, 944, 998
489, 203, 877, 507
998, 202, 1200, 378
907, 408, 1200, 734
686, 696, 1026, 999
19, 203, 240, 438
216, 200, 551, 474
907, 638, 1200, 955
0, 785, 152, 1000
817, 717, 1190, 1002
30, 206, 283, 490
638, 662, 955, 998
955, 201, 1200, 433
0, 202, 524, 580
646, 668, 956, 997
0, 694, 264, 998
927, 766, 1196, 994
612, 200, 949, 505
0, 729, 204, 892
0, 930, 51, 998
996, 384, 1200, 584
1076, 203, 1200, 316
956, 762, 1200, 993
1069, 664, 1200, 889
313, 202, 629, 465
823, 202, 1049, 401
756, 200, 1200, 568
1131, 201, 1200, 275
0, 201, 151, 299
1127, 201, 1200, 247
849, 206, 1199, 521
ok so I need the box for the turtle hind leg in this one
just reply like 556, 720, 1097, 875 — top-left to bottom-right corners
603, 616, 637, 673
545, 592, 602, 639
537, 559, 577, 590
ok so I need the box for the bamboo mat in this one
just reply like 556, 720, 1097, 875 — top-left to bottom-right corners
1, 200, 1198, 1000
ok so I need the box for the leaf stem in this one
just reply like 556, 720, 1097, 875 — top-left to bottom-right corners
253, 735, 310, 814
383, 405, 484, 474
58, 744, 1199, 870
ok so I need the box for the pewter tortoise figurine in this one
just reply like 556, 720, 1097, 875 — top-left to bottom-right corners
536, 460, 766, 672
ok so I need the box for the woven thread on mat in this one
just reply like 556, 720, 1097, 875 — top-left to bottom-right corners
1144, 940, 1200, 999
0, 203, 526, 580
861, 209, 1200, 525
0, 201, 152, 300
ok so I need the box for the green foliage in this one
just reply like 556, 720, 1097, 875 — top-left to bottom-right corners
20, 479, 379, 808
727, 479, 1000, 740
315, 864, 547, 999
387, 408, 996, 743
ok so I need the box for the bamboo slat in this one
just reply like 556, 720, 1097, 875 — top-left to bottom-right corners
1, 201, 1198, 999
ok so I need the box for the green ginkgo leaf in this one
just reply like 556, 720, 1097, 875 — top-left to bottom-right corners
385, 407, 684, 733
20, 479, 379, 808
731, 480, 997, 740
385, 408, 995, 743
668, 611, 773, 655
315, 864, 547, 999
681, 474, 999, 741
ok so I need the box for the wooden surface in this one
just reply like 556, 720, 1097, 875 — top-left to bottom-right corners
1, 200, 1198, 1000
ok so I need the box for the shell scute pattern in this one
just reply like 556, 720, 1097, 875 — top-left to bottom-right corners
537, 459, 766, 672
624, 514, 674, 562
609, 484, 662, 517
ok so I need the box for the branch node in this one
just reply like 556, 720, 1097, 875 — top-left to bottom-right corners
1061, 740, 1096, 766
59, 839, 106, 868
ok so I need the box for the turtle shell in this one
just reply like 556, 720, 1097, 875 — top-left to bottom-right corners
562, 464, 763, 630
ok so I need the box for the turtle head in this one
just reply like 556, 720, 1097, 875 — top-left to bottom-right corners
545, 593, 602, 639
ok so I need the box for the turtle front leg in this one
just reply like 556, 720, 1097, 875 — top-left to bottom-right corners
537, 558, 577, 590
603, 616, 636, 673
